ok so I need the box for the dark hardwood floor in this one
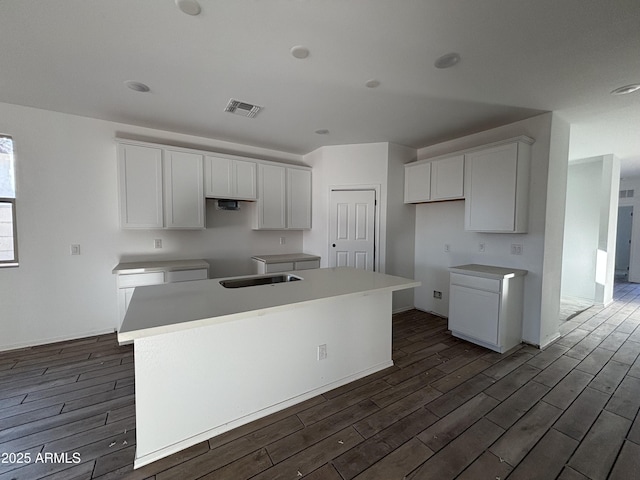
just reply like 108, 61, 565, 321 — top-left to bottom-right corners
2, 283, 640, 479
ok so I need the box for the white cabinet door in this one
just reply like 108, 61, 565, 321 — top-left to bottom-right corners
404, 162, 431, 203
164, 150, 204, 229
431, 155, 464, 200
234, 160, 257, 200
257, 164, 287, 229
118, 144, 164, 228
205, 156, 257, 200
287, 168, 312, 229
204, 156, 233, 198
449, 284, 500, 345
465, 141, 530, 233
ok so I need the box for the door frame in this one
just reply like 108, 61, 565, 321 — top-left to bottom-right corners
619, 194, 638, 282
327, 185, 381, 272
615, 205, 634, 281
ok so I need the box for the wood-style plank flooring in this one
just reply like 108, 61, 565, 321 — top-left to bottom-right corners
2, 283, 640, 479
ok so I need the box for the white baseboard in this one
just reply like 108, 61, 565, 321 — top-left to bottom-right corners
0, 328, 117, 353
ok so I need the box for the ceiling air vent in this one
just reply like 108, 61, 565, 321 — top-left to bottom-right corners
620, 189, 635, 198
224, 99, 262, 118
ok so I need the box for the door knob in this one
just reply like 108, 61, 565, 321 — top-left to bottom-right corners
332, 244, 336, 247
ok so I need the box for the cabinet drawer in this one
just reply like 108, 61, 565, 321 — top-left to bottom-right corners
294, 260, 320, 270
118, 272, 165, 289
166, 268, 208, 283
265, 262, 294, 273
450, 273, 500, 293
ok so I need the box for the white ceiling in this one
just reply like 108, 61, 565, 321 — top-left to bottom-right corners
1, 1, 639, 172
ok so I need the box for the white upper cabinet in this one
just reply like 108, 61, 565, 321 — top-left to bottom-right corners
464, 138, 532, 233
431, 155, 464, 201
164, 150, 205, 229
404, 154, 464, 204
404, 162, 431, 203
118, 143, 164, 229
117, 142, 204, 230
117, 138, 311, 231
256, 164, 287, 229
204, 155, 257, 200
255, 164, 312, 230
287, 168, 312, 229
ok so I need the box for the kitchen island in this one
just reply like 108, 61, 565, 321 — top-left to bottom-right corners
119, 267, 419, 468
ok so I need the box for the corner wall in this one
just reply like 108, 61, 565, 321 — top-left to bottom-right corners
413, 112, 568, 347
302, 142, 417, 312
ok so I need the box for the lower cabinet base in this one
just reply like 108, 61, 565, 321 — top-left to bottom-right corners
450, 330, 519, 354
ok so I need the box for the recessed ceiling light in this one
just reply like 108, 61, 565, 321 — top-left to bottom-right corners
290, 46, 310, 59
124, 81, 150, 93
611, 84, 640, 95
315, 129, 329, 135
434, 52, 461, 69
365, 79, 381, 88
175, 0, 201, 16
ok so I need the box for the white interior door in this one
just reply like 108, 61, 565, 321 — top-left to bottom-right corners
329, 189, 376, 271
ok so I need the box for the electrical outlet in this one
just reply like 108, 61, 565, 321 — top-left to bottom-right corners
70, 244, 81, 255
318, 344, 327, 361
433, 290, 442, 299
444, 244, 450, 253
479, 243, 486, 253
154, 239, 162, 249
280, 237, 286, 245
511, 243, 523, 255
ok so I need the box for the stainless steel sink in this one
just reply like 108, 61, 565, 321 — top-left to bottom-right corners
219, 274, 302, 288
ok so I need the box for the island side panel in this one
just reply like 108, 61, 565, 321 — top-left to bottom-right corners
133, 291, 392, 467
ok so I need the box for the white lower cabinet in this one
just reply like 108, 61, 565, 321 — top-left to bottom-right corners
252, 254, 321, 274
114, 260, 209, 327
448, 265, 527, 353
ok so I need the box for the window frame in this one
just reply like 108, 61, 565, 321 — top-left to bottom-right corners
0, 134, 18, 267
0, 198, 18, 266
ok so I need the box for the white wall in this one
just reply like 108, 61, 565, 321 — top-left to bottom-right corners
302, 142, 389, 270
539, 114, 570, 345
413, 112, 569, 347
386, 143, 417, 310
0, 102, 305, 351
302, 142, 417, 312
619, 176, 640, 282
561, 159, 603, 301
561, 155, 620, 306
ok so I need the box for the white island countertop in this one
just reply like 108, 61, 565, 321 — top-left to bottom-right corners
450, 264, 528, 279
118, 267, 420, 343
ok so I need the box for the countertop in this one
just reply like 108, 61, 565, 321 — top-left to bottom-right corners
118, 267, 420, 343
450, 264, 528, 279
112, 259, 210, 275
251, 253, 321, 263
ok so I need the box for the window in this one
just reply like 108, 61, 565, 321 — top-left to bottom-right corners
0, 135, 17, 266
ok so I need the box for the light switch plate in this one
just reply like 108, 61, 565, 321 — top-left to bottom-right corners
70, 244, 81, 255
